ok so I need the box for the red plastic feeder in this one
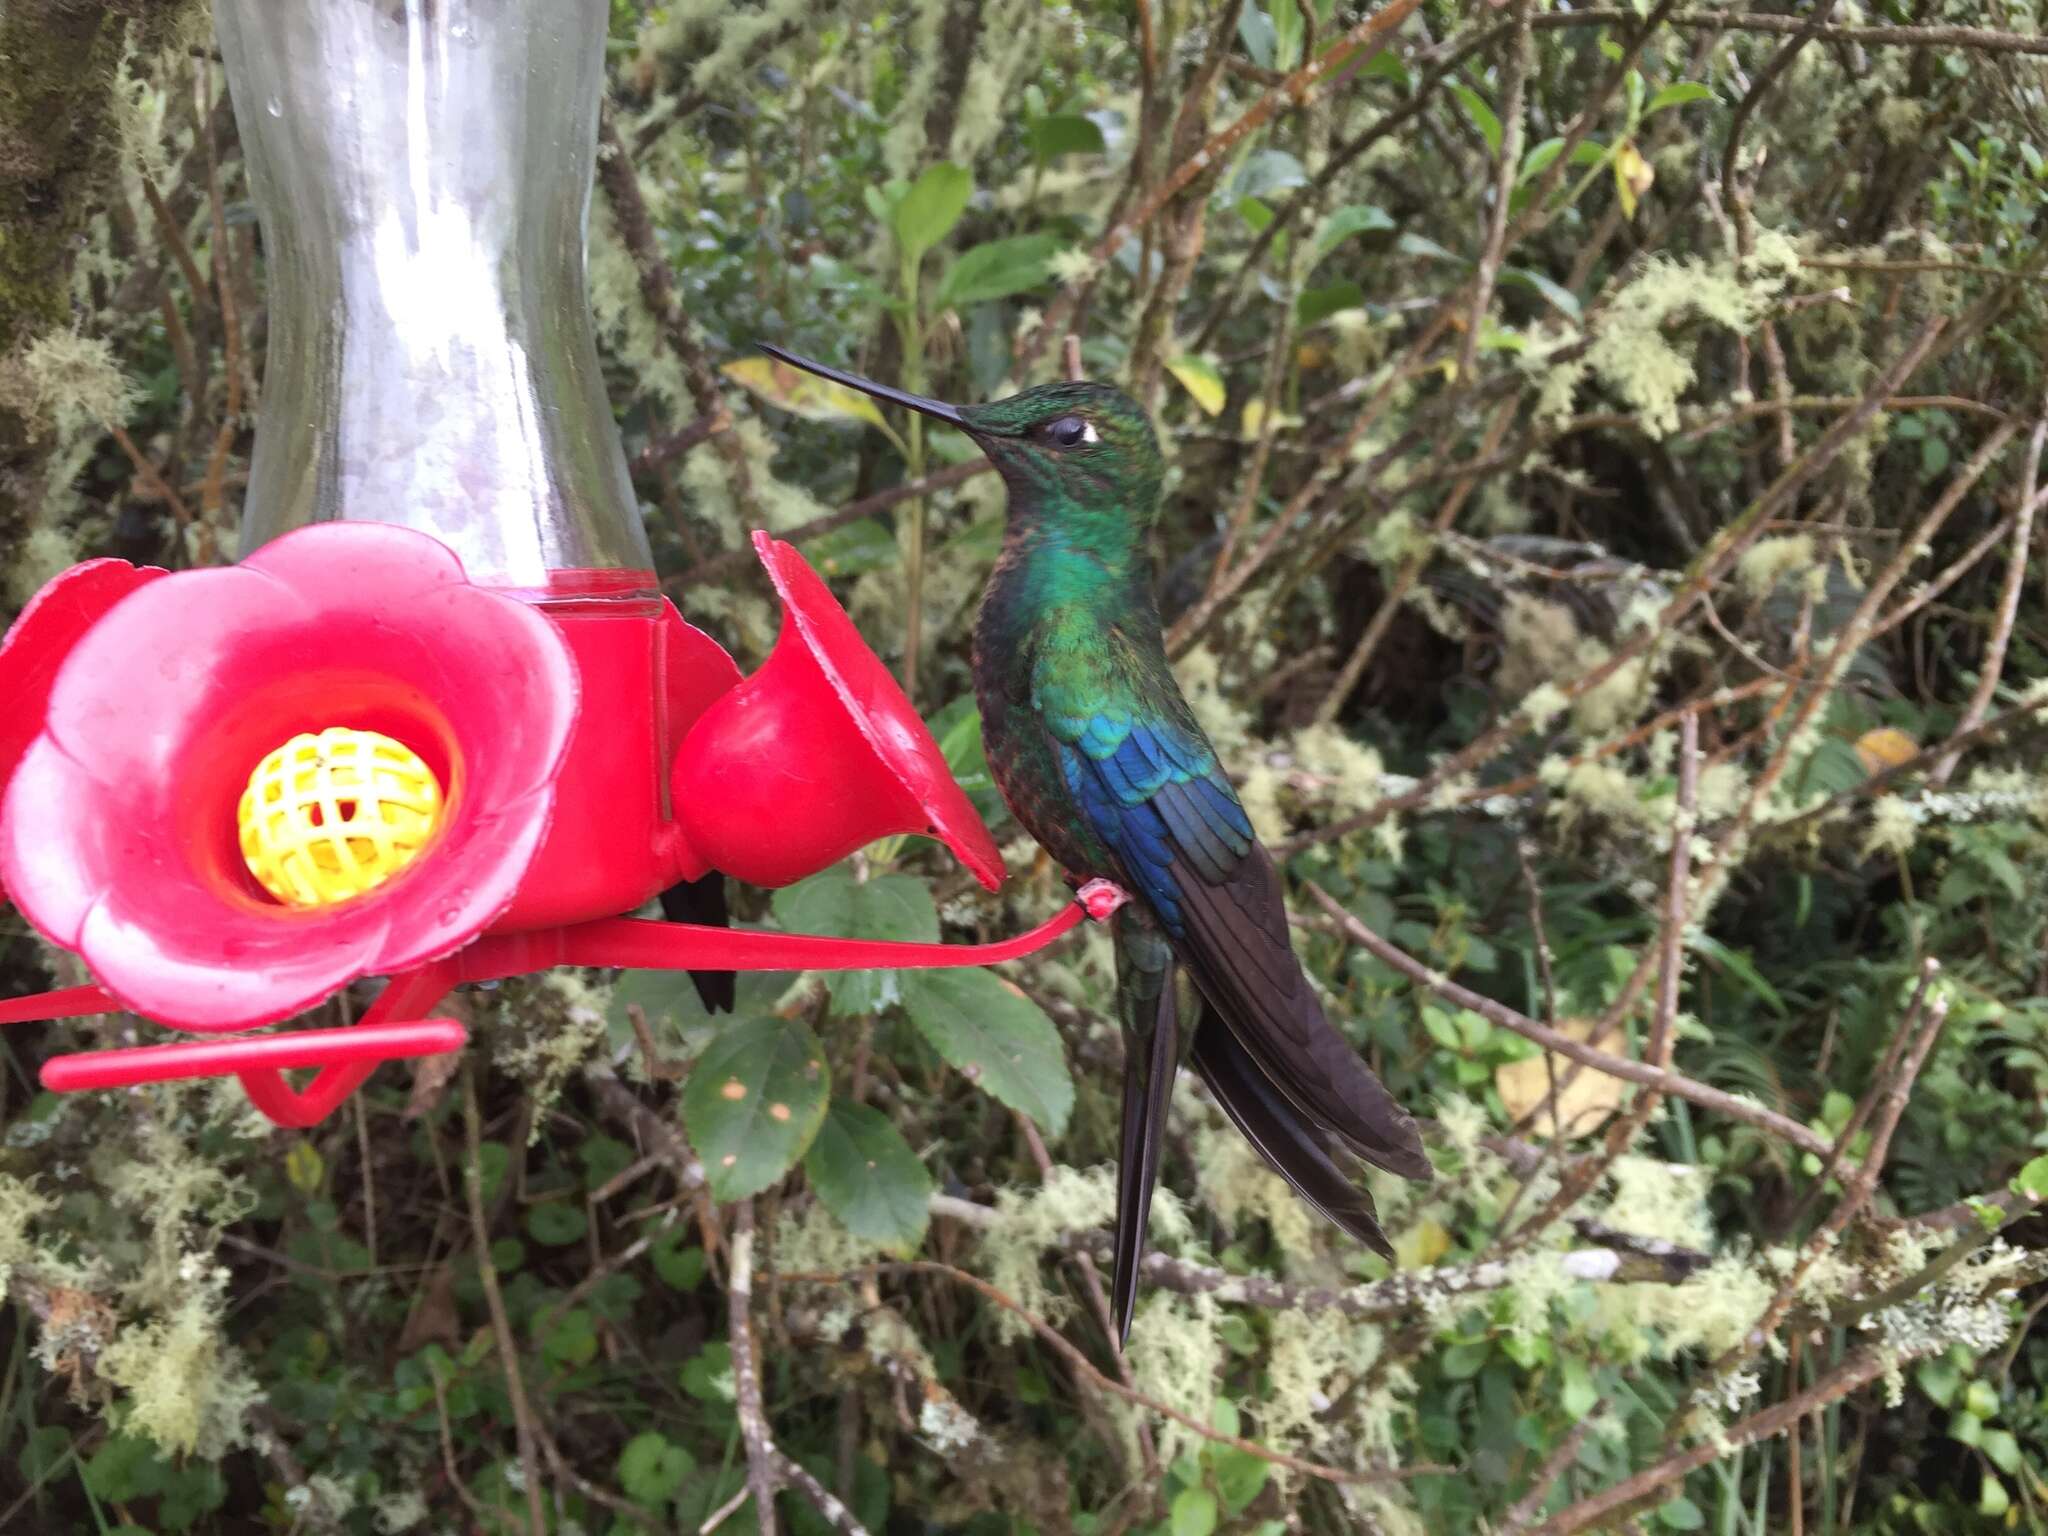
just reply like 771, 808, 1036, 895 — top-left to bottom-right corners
0, 522, 1120, 1127
0, 0, 1121, 1127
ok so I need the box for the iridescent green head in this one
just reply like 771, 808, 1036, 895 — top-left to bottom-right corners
758, 347, 1164, 538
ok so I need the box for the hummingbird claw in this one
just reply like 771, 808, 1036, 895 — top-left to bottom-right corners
1076, 879, 1130, 923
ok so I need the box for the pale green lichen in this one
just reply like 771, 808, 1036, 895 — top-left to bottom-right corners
1736, 533, 1820, 600
984, 1165, 1116, 1340
1125, 1290, 1223, 1463
489, 973, 610, 1140
99, 1287, 261, 1459
1527, 243, 1794, 437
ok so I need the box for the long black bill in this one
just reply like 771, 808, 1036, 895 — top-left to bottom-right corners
758, 343, 969, 427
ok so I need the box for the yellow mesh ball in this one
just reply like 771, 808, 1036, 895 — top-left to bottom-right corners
238, 728, 444, 907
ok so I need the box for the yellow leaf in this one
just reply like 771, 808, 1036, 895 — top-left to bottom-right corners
1854, 727, 1919, 774
1494, 1017, 1628, 1141
1395, 1216, 1453, 1269
285, 1139, 325, 1196
1164, 355, 1226, 417
721, 356, 889, 432
1613, 141, 1653, 219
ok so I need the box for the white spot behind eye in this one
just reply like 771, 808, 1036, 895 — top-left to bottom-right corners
1079, 421, 1100, 444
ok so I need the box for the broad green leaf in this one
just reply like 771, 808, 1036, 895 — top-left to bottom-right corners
1362, 48, 1409, 88
1646, 81, 1716, 115
1165, 355, 1227, 416
650, 1226, 707, 1290
1499, 266, 1581, 319
1237, 6, 1275, 68
682, 1015, 830, 1199
773, 868, 940, 1013
618, 1433, 694, 1506
1519, 136, 1567, 186
1980, 1471, 2011, 1519
1172, 1486, 1219, 1536
2012, 1153, 2048, 1200
1297, 281, 1365, 326
892, 162, 972, 263
607, 966, 779, 1060
723, 355, 888, 432
1614, 140, 1653, 219
1232, 148, 1308, 201
1657, 1496, 1705, 1531
1311, 203, 1395, 265
526, 1201, 587, 1247
1210, 1439, 1271, 1514
901, 967, 1075, 1134
1692, 934, 1788, 1017
806, 517, 900, 578
804, 1099, 933, 1254
1397, 231, 1462, 263
1982, 1427, 2023, 1475
284, 1139, 324, 1196
1028, 114, 1106, 162
1270, 0, 1303, 70
1453, 84, 1502, 155
936, 233, 1060, 309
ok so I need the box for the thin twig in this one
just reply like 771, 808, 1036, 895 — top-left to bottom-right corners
460, 1064, 546, 1536
1302, 883, 1831, 1155
1931, 407, 2045, 786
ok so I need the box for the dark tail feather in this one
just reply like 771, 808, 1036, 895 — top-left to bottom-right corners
1112, 911, 1182, 1346
657, 873, 735, 1014
1190, 1012, 1393, 1260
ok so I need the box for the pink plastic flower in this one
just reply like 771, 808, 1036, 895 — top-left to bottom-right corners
0, 523, 579, 1029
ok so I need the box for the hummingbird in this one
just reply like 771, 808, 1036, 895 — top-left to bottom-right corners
759, 346, 1432, 1342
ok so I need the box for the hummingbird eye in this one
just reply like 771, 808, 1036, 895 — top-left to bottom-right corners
1045, 414, 1095, 447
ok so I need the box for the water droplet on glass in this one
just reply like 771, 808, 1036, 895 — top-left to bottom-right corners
265, 95, 284, 117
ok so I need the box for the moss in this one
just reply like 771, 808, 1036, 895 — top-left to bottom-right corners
1125, 1290, 1223, 1463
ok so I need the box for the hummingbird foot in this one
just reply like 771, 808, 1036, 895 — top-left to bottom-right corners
1076, 878, 1131, 923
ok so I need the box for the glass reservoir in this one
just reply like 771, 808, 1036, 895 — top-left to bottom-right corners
215, 0, 652, 588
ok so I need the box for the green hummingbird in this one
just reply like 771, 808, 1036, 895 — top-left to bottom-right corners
760, 346, 1432, 1342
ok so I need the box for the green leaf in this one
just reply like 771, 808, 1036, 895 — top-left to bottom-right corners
1453, 84, 1502, 155
1499, 266, 1581, 319
1979, 1471, 2011, 1519
1237, 6, 1275, 68
901, 968, 1075, 1134
936, 233, 1060, 309
1657, 1496, 1705, 1531
651, 1226, 707, 1290
1210, 1440, 1271, 1514
1691, 935, 1788, 1017
1171, 1486, 1219, 1536
2011, 1153, 2048, 1200
1646, 81, 1716, 115
1232, 148, 1308, 201
537, 1307, 598, 1368
284, 1139, 324, 1196
682, 1016, 831, 1199
526, 1202, 588, 1247
1311, 204, 1395, 265
1029, 113, 1107, 162
892, 162, 972, 263
723, 355, 891, 433
1164, 355, 1227, 416
773, 868, 940, 1013
1397, 231, 1462, 263
1297, 281, 1366, 326
1982, 1427, 2023, 1475
804, 1099, 934, 1255
1270, 0, 1303, 70
618, 1432, 694, 1506
1519, 136, 1566, 186
806, 518, 900, 578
